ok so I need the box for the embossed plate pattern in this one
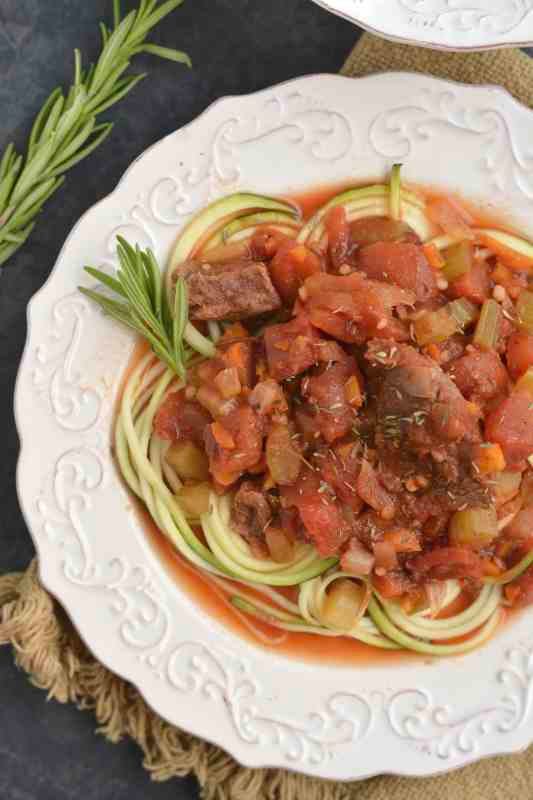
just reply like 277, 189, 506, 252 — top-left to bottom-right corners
310, 0, 533, 51
15, 74, 533, 780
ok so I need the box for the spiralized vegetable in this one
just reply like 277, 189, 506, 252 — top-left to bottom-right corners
117, 355, 511, 656
111, 177, 533, 658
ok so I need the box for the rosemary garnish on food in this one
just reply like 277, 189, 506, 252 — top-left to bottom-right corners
81, 237, 189, 379
0, 0, 190, 268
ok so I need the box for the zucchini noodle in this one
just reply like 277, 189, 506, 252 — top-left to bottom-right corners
110, 177, 533, 660
116, 356, 508, 656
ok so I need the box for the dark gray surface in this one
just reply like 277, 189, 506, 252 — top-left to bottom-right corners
0, 1, 358, 798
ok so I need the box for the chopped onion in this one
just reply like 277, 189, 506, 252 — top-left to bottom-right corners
176, 482, 212, 518
214, 367, 242, 399
266, 527, 295, 564
341, 539, 375, 575
424, 582, 448, 619
414, 305, 458, 345
449, 506, 498, 549
196, 385, 238, 418
319, 579, 370, 632
492, 470, 522, 507
249, 379, 286, 415
199, 240, 251, 263
266, 423, 301, 485
166, 441, 210, 481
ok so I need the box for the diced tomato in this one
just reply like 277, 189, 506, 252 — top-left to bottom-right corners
373, 540, 398, 571
303, 356, 362, 442
447, 348, 508, 405
357, 242, 437, 302
408, 547, 484, 580
269, 240, 322, 303
314, 339, 347, 363
293, 403, 318, 445
325, 206, 351, 271
204, 404, 265, 486
485, 392, 533, 468
303, 272, 412, 344
264, 315, 319, 381
507, 332, 533, 381
449, 260, 490, 305
251, 228, 291, 261
505, 506, 533, 540
320, 444, 362, 511
350, 217, 418, 247
153, 390, 211, 445
298, 497, 350, 557
281, 467, 320, 508
372, 570, 412, 599
356, 459, 395, 517
280, 468, 351, 556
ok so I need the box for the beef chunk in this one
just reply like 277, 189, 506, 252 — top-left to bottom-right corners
173, 259, 281, 321
232, 481, 272, 539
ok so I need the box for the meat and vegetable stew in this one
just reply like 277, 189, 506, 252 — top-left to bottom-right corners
84, 168, 533, 655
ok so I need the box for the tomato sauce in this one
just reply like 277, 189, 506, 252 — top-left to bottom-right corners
118, 180, 526, 665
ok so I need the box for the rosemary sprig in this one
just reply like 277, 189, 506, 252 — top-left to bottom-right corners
0, 0, 190, 269
80, 237, 189, 379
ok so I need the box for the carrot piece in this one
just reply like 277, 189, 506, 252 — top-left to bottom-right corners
220, 322, 248, 343
426, 343, 441, 363
225, 342, 249, 367
477, 232, 533, 272
473, 443, 506, 475
481, 559, 502, 578
423, 242, 445, 270
211, 421, 236, 450
344, 375, 363, 407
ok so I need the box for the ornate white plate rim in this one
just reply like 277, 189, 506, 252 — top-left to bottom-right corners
14, 72, 533, 781
310, 0, 533, 51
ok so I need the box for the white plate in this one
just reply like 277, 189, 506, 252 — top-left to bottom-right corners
16, 73, 533, 781
312, 0, 533, 50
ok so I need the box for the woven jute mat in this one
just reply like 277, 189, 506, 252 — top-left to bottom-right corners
3, 34, 533, 800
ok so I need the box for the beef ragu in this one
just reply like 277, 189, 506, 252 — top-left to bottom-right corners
85, 170, 533, 657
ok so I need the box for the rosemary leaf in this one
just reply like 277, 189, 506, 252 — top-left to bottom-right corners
81, 240, 190, 379
0, 0, 190, 269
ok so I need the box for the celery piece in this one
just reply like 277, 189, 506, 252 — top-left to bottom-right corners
448, 298, 479, 330
473, 299, 501, 350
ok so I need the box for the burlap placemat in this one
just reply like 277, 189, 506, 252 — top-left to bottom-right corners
3, 34, 533, 800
